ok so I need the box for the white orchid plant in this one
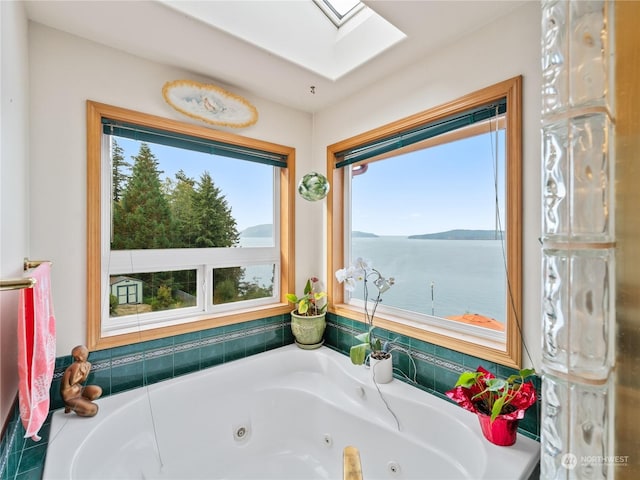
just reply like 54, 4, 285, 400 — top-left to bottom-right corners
335, 258, 395, 365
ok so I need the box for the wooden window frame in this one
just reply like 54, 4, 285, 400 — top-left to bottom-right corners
326, 77, 523, 368
86, 101, 295, 350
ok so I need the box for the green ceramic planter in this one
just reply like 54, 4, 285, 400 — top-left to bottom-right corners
290, 310, 326, 348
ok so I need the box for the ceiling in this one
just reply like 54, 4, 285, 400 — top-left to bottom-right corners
23, 0, 526, 113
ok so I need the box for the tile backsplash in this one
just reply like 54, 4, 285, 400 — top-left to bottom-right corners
1, 315, 292, 480
325, 312, 541, 441
1, 311, 539, 479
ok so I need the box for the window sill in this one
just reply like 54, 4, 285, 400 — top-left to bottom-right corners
90, 303, 292, 350
330, 303, 518, 368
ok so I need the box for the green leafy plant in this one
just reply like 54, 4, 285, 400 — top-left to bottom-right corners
447, 366, 537, 422
335, 258, 395, 365
286, 277, 327, 316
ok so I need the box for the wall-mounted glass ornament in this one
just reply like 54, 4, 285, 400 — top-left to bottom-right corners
298, 172, 330, 201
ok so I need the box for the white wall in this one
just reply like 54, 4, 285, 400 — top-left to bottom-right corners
313, 2, 542, 368
0, 0, 30, 427
26, 1, 542, 367
28, 23, 313, 355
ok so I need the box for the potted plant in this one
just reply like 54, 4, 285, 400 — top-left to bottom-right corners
286, 277, 327, 349
335, 258, 395, 383
446, 366, 537, 446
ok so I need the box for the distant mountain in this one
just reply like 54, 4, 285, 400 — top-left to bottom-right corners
408, 229, 504, 240
241, 224, 273, 237
353, 231, 379, 238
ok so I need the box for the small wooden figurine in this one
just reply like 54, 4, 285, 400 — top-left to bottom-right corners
60, 345, 102, 417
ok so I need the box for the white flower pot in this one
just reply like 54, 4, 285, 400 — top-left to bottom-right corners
370, 353, 393, 383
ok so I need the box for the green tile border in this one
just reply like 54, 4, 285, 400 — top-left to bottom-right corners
2, 311, 539, 480
1, 314, 291, 480
325, 312, 541, 441
0, 399, 52, 480
48, 315, 290, 409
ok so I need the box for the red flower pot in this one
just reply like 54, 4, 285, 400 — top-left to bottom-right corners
476, 412, 519, 446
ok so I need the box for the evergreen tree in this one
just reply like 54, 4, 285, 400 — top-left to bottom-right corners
192, 171, 239, 248
191, 171, 242, 303
110, 142, 262, 307
168, 170, 197, 248
111, 140, 130, 202
112, 143, 172, 250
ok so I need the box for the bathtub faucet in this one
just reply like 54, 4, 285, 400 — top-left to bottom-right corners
343, 445, 363, 480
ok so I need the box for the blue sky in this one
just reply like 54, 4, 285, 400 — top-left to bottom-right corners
117, 138, 273, 232
117, 129, 505, 236
351, 130, 506, 236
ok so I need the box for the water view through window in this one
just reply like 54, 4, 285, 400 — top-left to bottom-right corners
348, 124, 507, 331
350, 236, 506, 326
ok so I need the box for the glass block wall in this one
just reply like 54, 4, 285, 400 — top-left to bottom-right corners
540, 1, 616, 478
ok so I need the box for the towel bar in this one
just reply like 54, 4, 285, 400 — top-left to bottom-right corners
0, 258, 52, 291
0, 278, 37, 291
24, 258, 51, 271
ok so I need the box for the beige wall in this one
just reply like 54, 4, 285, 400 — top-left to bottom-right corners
314, 1, 542, 368
27, 23, 312, 356
2, 1, 542, 428
0, 1, 30, 428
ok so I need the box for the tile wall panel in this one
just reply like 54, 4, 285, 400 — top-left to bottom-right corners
324, 313, 541, 441
1, 311, 541, 479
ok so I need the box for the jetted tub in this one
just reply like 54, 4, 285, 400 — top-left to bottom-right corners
43, 345, 539, 479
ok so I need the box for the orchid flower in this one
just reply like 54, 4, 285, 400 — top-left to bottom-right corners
335, 258, 395, 365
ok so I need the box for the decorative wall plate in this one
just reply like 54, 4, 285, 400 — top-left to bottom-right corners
162, 80, 258, 128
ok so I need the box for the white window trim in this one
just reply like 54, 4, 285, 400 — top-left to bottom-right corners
312, 0, 366, 28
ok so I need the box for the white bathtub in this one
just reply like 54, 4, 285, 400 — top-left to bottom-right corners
43, 345, 539, 479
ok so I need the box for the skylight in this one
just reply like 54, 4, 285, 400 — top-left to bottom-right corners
159, 0, 406, 81
313, 0, 365, 27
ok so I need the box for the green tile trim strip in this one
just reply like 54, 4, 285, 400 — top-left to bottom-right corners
0, 409, 18, 479
326, 315, 541, 441
3, 313, 538, 480
0, 398, 52, 480
1, 317, 291, 480
331, 321, 465, 373
52, 321, 287, 380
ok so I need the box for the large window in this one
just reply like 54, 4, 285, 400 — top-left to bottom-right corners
87, 101, 295, 349
328, 77, 523, 368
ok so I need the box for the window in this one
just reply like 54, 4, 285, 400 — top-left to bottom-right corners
327, 77, 523, 368
87, 101, 295, 349
313, 0, 365, 27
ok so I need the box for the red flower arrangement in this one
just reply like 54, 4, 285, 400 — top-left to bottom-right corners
446, 366, 537, 423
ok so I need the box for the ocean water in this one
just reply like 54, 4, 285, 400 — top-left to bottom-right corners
239, 235, 507, 323
351, 237, 507, 323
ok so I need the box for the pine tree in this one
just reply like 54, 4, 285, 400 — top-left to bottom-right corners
111, 140, 130, 202
192, 171, 239, 248
192, 171, 242, 302
168, 170, 197, 248
112, 143, 172, 250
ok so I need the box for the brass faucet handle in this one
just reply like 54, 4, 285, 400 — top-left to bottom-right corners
343, 445, 363, 480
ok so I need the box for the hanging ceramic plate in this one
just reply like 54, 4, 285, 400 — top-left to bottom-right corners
162, 80, 258, 128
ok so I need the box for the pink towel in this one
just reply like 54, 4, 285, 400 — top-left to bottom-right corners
17, 262, 56, 441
